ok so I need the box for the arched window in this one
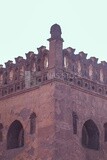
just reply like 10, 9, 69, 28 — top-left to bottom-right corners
77, 62, 81, 75
32, 63, 36, 72
7, 120, 24, 149
72, 111, 78, 134
0, 123, 3, 142
64, 56, 68, 68
0, 74, 3, 85
30, 112, 36, 134
100, 69, 104, 82
20, 66, 25, 78
89, 65, 93, 79
104, 123, 107, 142
9, 70, 14, 81
72, 65, 75, 72
37, 66, 41, 72
44, 56, 48, 68
82, 119, 99, 150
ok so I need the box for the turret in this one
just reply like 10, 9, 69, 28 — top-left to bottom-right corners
48, 24, 64, 69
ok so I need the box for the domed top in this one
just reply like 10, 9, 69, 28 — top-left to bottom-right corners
50, 24, 62, 39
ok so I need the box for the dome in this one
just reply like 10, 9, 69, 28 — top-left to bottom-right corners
50, 24, 62, 39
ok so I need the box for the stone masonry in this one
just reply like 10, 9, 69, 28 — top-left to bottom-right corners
0, 24, 107, 160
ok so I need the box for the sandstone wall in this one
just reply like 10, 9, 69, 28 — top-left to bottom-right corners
0, 82, 55, 160
54, 81, 107, 160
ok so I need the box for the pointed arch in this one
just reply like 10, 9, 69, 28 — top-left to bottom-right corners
7, 120, 24, 149
82, 119, 99, 150
44, 56, 48, 68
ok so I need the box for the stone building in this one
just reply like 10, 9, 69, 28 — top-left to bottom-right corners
0, 24, 107, 160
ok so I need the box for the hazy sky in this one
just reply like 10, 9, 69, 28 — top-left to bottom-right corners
0, 0, 107, 65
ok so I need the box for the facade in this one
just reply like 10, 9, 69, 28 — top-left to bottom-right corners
0, 24, 107, 160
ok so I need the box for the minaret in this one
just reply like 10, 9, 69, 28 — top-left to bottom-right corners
48, 24, 64, 69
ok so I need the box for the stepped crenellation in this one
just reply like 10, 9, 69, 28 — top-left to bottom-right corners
1, 25, 107, 160
0, 24, 107, 98
0, 47, 107, 86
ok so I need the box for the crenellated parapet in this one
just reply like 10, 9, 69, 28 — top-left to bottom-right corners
0, 46, 49, 97
1, 24, 107, 99
63, 48, 107, 85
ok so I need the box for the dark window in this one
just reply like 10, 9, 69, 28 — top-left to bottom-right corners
82, 119, 99, 150
37, 66, 41, 71
7, 120, 24, 149
84, 70, 87, 76
0, 123, 3, 142
104, 123, 107, 142
77, 81, 81, 86
4, 79, 7, 85
92, 86, 95, 90
30, 112, 36, 134
72, 65, 75, 72
95, 74, 97, 80
72, 111, 78, 134
85, 83, 88, 87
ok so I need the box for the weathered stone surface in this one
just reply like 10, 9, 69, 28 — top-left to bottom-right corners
0, 83, 55, 160
53, 81, 107, 160
0, 24, 107, 160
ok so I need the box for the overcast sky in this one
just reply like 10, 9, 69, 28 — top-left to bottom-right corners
0, 0, 107, 65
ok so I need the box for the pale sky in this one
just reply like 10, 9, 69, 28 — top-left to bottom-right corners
0, 0, 107, 65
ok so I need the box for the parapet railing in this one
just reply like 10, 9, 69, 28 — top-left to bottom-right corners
0, 68, 107, 99
55, 68, 107, 96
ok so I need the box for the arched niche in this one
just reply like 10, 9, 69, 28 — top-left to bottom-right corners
82, 119, 99, 150
0, 123, 3, 142
7, 120, 24, 149
30, 112, 36, 134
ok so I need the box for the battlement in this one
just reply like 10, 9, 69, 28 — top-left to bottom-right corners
63, 47, 107, 83
0, 24, 107, 99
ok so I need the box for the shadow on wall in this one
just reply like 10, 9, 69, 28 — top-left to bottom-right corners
7, 120, 24, 149
82, 119, 99, 150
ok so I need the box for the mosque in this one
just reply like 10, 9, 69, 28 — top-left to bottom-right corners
0, 24, 107, 160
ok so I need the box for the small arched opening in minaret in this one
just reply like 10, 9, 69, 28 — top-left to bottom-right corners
7, 120, 24, 149
82, 119, 99, 150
